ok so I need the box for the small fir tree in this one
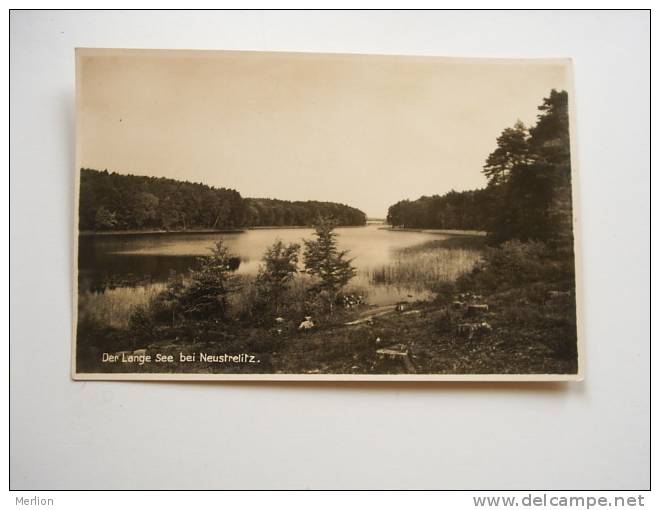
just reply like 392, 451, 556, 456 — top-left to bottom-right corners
303, 217, 356, 311
255, 240, 301, 315
179, 240, 238, 320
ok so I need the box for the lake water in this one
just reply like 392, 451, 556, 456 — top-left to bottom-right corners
78, 224, 450, 305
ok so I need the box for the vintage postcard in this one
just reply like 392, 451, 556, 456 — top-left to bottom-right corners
73, 48, 582, 381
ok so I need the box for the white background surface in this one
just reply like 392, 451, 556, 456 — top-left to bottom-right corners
9, 10, 650, 489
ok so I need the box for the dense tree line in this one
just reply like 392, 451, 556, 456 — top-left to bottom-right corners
79, 169, 246, 231
79, 169, 366, 231
245, 198, 366, 228
386, 188, 495, 230
488, 89, 573, 247
387, 89, 574, 247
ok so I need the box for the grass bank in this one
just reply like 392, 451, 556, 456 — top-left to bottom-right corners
76, 285, 576, 375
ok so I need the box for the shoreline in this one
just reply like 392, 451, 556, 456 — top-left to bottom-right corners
79, 225, 485, 237
79, 224, 373, 236
379, 226, 487, 237
249, 224, 371, 230
79, 228, 246, 237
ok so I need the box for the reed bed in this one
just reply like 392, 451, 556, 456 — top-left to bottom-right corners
78, 283, 167, 329
370, 248, 482, 291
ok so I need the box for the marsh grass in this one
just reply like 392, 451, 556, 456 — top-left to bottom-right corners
78, 283, 167, 329
79, 270, 370, 336
370, 243, 482, 291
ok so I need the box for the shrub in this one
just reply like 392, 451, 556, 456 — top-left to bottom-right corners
125, 241, 240, 339
457, 240, 564, 292
147, 279, 186, 324
76, 314, 134, 354
252, 239, 301, 317
128, 304, 157, 342
176, 240, 239, 320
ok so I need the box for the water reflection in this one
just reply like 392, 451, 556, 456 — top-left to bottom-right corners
78, 225, 444, 304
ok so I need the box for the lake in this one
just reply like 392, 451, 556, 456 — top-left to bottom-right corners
78, 224, 461, 305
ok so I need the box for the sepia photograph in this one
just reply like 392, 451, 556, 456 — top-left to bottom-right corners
73, 48, 581, 381
12, 8, 650, 494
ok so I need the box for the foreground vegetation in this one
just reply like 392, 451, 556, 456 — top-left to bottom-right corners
77, 233, 576, 374
77, 228, 576, 375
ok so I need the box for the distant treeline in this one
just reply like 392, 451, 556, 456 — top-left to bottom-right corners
387, 89, 573, 246
386, 188, 495, 231
78, 169, 366, 231
245, 198, 366, 228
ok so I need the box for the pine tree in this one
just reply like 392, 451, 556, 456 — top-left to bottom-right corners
255, 240, 301, 314
482, 120, 531, 187
303, 217, 356, 310
179, 240, 238, 320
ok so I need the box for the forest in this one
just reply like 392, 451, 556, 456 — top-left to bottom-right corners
386, 188, 494, 231
244, 198, 367, 229
387, 89, 573, 247
78, 169, 367, 231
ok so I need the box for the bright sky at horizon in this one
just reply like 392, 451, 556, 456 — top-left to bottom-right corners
78, 49, 570, 218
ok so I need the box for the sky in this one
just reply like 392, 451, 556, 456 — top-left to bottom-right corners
77, 49, 570, 218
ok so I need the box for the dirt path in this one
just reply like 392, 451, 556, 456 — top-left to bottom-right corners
344, 305, 398, 325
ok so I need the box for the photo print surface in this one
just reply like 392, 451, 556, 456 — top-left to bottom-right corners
74, 49, 581, 381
